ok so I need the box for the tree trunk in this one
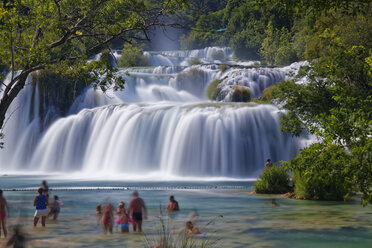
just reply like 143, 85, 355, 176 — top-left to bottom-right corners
0, 72, 29, 130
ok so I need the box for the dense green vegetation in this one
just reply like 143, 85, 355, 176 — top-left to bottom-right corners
0, 0, 188, 132
291, 143, 354, 201
206, 79, 222, 100
254, 165, 291, 194
248, 0, 371, 205
182, 0, 371, 65
117, 43, 149, 67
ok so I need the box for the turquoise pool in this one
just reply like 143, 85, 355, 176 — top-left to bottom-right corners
0, 175, 371, 247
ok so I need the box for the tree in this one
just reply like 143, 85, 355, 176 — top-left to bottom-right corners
0, 0, 188, 132
276, 44, 372, 205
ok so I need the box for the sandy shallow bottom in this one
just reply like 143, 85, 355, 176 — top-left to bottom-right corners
0, 176, 371, 247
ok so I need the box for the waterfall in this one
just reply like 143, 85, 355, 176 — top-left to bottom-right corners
0, 47, 313, 178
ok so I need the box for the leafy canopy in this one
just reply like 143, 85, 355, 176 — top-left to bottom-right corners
0, 0, 189, 129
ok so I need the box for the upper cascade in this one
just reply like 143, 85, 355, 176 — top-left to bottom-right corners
0, 47, 313, 178
144, 47, 233, 67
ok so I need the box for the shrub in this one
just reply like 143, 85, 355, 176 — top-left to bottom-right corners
253, 83, 280, 103
290, 143, 354, 201
189, 58, 201, 66
254, 165, 291, 194
117, 43, 149, 67
206, 79, 222, 100
231, 86, 251, 102
211, 50, 225, 60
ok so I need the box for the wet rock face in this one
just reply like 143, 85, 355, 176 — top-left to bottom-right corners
215, 68, 285, 101
172, 68, 210, 98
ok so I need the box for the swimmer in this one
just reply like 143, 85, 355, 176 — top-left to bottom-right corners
186, 221, 201, 235
269, 199, 279, 207
167, 195, 179, 211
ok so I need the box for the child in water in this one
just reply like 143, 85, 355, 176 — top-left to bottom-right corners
116, 202, 129, 232
96, 205, 102, 225
119, 210, 130, 233
47, 195, 63, 220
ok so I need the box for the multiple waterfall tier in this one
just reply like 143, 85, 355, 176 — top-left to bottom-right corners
0, 47, 312, 178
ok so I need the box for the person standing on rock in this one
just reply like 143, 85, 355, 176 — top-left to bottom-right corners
129, 191, 147, 232
265, 158, 272, 169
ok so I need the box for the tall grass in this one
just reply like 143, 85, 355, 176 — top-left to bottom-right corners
143, 208, 221, 248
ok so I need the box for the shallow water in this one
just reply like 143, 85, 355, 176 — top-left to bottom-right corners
0, 176, 371, 248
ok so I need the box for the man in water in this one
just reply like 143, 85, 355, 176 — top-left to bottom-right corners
167, 195, 180, 211
129, 191, 147, 232
265, 158, 272, 169
0, 189, 9, 238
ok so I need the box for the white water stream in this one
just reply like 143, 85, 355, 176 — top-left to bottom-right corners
0, 47, 312, 178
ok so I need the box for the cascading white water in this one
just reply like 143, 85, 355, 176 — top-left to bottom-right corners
0, 47, 313, 178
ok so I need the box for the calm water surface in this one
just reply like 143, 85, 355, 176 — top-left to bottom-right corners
0, 176, 371, 247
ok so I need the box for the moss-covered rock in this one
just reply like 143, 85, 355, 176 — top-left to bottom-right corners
206, 79, 222, 100
31, 70, 88, 117
231, 86, 251, 102
219, 64, 228, 72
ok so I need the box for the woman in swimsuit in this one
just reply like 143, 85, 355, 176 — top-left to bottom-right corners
33, 187, 48, 227
102, 203, 114, 234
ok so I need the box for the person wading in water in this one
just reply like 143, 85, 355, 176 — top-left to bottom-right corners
0, 189, 9, 238
129, 191, 147, 232
167, 195, 180, 211
33, 188, 48, 227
